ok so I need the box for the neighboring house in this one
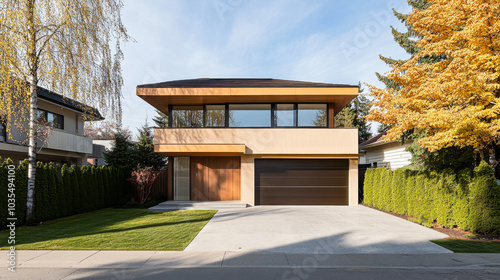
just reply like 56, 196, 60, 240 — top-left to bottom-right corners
359, 133, 412, 170
87, 140, 114, 166
137, 78, 360, 206
0, 87, 104, 166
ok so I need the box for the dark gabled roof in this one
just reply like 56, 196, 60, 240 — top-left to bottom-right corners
38, 87, 104, 120
359, 132, 386, 148
137, 78, 359, 89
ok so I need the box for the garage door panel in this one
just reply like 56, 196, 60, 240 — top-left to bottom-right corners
255, 159, 349, 205
257, 186, 349, 205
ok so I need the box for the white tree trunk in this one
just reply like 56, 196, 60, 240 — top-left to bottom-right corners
26, 75, 37, 223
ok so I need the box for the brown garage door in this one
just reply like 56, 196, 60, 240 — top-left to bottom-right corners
255, 159, 349, 205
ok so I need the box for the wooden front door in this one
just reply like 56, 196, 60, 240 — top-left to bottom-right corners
190, 156, 241, 201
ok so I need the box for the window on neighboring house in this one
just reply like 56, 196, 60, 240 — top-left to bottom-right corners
205, 105, 225, 127
171, 105, 204, 128
229, 104, 271, 127
298, 104, 327, 127
0, 121, 5, 142
37, 109, 64, 129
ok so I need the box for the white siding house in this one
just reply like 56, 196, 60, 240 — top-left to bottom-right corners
359, 133, 412, 170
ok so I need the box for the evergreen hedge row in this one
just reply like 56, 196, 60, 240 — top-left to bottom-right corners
0, 157, 130, 228
363, 161, 500, 234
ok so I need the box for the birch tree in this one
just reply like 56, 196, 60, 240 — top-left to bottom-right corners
0, 0, 130, 222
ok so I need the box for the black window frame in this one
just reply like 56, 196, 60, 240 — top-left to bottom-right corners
166, 102, 329, 129
296, 103, 328, 128
37, 109, 64, 130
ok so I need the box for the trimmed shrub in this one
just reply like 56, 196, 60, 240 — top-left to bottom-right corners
0, 158, 129, 228
469, 161, 500, 233
69, 165, 81, 214
47, 163, 60, 220
363, 161, 500, 234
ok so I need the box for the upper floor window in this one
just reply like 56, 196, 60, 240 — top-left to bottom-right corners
37, 109, 64, 129
168, 103, 328, 128
205, 105, 225, 127
274, 104, 296, 127
171, 105, 203, 128
229, 104, 271, 127
298, 104, 327, 127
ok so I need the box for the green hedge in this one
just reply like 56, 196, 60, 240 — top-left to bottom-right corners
0, 158, 130, 228
363, 161, 500, 234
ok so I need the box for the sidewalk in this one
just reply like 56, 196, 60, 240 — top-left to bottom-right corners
3, 250, 500, 269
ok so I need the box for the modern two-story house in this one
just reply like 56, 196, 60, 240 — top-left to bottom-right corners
0, 87, 104, 166
137, 78, 359, 206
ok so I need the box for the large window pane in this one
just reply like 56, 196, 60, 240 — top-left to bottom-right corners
229, 104, 271, 127
48, 112, 64, 129
36, 109, 46, 122
298, 104, 327, 127
173, 157, 190, 200
205, 105, 226, 127
172, 105, 204, 128
274, 104, 296, 127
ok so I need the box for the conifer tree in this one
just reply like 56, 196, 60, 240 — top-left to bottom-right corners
134, 122, 166, 170
334, 83, 372, 143
152, 110, 168, 128
103, 129, 135, 169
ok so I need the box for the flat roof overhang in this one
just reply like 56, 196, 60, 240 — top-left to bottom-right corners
137, 87, 358, 117
155, 144, 246, 157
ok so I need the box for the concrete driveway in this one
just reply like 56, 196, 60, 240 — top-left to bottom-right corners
185, 205, 451, 254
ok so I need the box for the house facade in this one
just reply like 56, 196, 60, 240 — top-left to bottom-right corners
359, 133, 412, 170
0, 87, 103, 166
137, 78, 359, 206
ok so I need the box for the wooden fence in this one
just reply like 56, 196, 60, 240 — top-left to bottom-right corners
131, 170, 169, 202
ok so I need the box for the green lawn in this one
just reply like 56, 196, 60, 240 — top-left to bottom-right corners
0, 208, 216, 251
432, 239, 500, 253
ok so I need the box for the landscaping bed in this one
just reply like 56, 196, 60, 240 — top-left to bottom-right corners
363, 204, 500, 253
0, 208, 216, 251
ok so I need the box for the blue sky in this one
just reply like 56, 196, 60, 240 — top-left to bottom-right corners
120, 0, 412, 136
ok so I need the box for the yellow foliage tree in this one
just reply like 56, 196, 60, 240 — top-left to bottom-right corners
0, 0, 130, 222
367, 0, 500, 159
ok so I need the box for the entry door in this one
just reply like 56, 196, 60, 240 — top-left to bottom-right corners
173, 157, 190, 200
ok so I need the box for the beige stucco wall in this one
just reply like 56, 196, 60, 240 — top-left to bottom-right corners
155, 128, 358, 155
240, 156, 255, 206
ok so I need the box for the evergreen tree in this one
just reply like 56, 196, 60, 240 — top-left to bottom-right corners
152, 109, 168, 128
103, 129, 135, 169
334, 107, 355, 128
352, 84, 372, 143
334, 83, 372, 143
134, 122, 166, 170
376, 0, 432, 89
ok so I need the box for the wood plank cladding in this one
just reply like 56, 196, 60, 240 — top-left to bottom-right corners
255, 159, 349, 205
328, 103, 335, 128
190, 156, 241, 201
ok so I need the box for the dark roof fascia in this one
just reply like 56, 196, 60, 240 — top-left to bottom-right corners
37, 87, 104, 120
137, 78, 359, 89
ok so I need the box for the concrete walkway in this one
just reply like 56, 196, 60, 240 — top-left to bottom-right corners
185, 205, 451, 254
3, 250, 500, 269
